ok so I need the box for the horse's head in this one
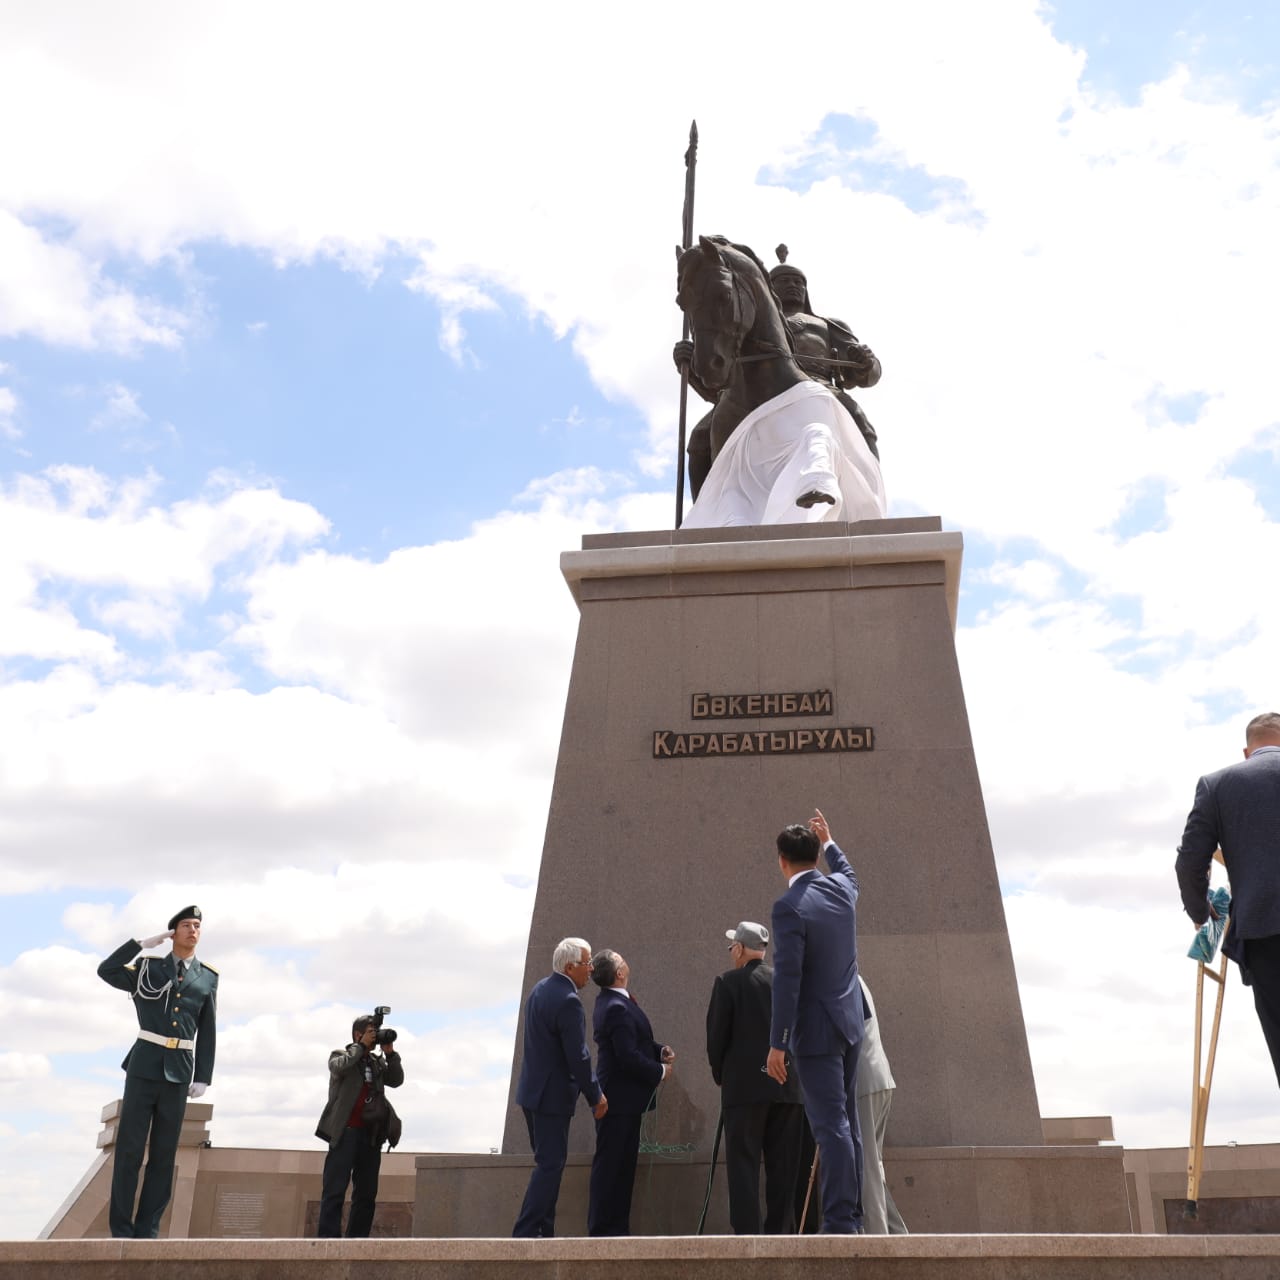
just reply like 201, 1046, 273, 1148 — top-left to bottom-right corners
676, 236, 755, 393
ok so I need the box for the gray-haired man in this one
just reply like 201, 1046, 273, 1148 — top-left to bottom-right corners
512, 937, 608, 1237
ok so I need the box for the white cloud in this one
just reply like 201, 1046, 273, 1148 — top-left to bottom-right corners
0, 1053, 52, 1084
0, 212, 185, 351
405, 265, 500, 364
89, 382, 147, 432
1, 464, 328, 599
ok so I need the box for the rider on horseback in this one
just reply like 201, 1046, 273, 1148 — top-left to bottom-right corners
677, 245, 883, 500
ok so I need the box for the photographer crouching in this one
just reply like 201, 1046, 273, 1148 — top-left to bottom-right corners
315, 1007, 404, 1237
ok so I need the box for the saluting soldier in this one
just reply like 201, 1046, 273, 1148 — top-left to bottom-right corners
98, 905, 218, 1238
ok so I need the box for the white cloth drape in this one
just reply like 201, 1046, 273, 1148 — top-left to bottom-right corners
682, 380, 887, 529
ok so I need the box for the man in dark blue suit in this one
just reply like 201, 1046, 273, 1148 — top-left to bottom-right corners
1177, 712, 1280, 1087
766, 808, 865, 1234
587, 950, 675, 1236
512, 937, 608, 1238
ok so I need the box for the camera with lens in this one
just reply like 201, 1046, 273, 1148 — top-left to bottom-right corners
370, 1005, 397, 1048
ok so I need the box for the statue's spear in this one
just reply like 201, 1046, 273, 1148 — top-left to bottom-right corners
675, 119, 698, 529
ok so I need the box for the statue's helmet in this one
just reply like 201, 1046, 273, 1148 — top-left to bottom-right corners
769, 244, 813, 311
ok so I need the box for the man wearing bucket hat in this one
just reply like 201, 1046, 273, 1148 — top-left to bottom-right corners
98, 905, 218, 1238
706, 920, 805, 1233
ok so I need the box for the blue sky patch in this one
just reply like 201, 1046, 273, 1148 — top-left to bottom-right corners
758, 113, 984, 224
1110, 476, 1171, 539
1225, 430, 1280, 519
1145, 387, 1210, 427
3, 245, 649, 554
1046, 0, 1280, 110
0, 888, 135, 966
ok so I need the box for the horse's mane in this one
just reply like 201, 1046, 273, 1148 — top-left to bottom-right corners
692, 235, 797, 358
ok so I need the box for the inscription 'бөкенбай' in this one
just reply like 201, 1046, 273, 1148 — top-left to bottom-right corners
691, 690, 832, 720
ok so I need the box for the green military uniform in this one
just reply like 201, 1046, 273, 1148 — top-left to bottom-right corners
98, 923, 218, 1238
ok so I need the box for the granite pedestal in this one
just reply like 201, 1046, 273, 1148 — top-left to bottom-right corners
468, 519, 1126, 1233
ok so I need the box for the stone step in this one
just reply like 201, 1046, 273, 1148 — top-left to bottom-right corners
7, 1235, 1280, 1279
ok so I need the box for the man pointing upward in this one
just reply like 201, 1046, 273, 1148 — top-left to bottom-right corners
767, 808, 865, 1234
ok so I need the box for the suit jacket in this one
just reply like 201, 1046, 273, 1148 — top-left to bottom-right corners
593, 987, 664, 1115
706, 959, 802, 1106
515, 972, 602, 1116
855, 977, 895, 1097
98, 940, 218, 1086
1177, 746, 1280, 941
315, 1043, 404, 1146
770, 841, 864, 1056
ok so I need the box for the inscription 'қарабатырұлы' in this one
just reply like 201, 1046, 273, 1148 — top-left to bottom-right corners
653, 726, 874, 758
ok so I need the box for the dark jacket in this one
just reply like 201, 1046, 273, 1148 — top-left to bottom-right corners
315, 1043, 404, 1147
593, 987, 664, 1115
1177, 746, 1280, 942
515, 972, 602, 1116
770, 841, 864, 1056
707, 959, 801, 1106
98, 940, 218, 1086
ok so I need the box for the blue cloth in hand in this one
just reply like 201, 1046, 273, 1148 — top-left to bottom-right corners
1187, 887, 1232, 962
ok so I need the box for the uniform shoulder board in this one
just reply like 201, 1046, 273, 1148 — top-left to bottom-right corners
202, 962, 219, 975
125, 964, 137, 973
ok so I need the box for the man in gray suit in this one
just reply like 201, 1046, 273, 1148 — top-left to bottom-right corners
1177, 711, 1280, 1086
856, 976, 908, 1235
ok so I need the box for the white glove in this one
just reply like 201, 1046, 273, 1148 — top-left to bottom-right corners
140, 931, 172, 949
188, 1082, 207, 1099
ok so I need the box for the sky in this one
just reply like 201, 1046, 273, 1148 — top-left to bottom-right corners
1, 0, 1279, 1240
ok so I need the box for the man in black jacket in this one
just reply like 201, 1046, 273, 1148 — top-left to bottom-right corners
1177, 711, 1280, 1087
315, 1015, 404, 1237
588, 950, 675, 1237
706, 921, 805, 1233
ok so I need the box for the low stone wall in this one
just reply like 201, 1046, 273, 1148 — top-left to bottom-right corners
413, 1144, 1134, 1237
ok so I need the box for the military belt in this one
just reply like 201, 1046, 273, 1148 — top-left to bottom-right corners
137, 1030, 195, 1051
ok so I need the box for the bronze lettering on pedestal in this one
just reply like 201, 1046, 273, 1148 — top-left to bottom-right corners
691, 689, 833, 719
658, 689, 870, 759
653, 727, 873, 759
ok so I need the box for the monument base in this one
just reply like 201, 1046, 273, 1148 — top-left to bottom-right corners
9, 1232, 1280, 1280
412, 1144, 1132, 1236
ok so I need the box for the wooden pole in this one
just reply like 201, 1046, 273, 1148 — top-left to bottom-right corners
1186, 920, 1231, 1217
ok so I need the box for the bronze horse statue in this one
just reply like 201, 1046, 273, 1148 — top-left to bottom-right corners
675, 236, 885, 527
